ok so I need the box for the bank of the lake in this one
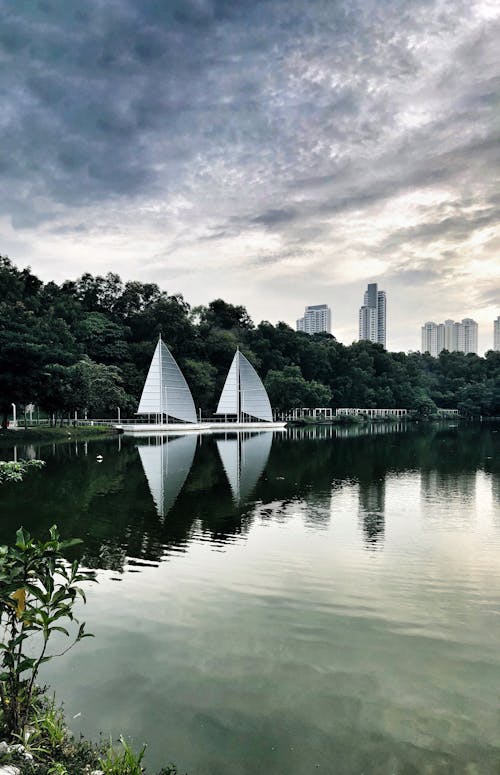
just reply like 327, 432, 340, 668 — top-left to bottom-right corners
0, 425, 118, 446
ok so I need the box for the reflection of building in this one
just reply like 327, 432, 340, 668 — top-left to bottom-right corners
359, 283, 386, 348
358, 479, 385, 548
421, 318, 478, 356
296, 304, 332, 335
420, 469, 477, 522
491, 471, 500, 507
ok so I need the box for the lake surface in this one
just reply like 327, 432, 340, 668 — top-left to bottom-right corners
1, 422, 500, 774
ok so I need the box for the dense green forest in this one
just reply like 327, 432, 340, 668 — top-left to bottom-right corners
0, 255, 499, 423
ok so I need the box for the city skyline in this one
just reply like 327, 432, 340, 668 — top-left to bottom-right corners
1, 1, 499, 354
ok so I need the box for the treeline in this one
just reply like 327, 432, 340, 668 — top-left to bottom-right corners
1, 255, 499, 422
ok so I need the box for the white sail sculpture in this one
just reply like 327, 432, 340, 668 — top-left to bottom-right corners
137, 434, 197, 518
217, 431, 273, 504
137, 336, 197, 424
216, 349, 275, 424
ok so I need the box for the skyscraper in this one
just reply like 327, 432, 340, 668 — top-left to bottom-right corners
359, 283, 386, 347
296, 304, 331, 335
420, 318, 478, 356
421, 322, 444, 358
457, 318, 478, 355
494, 316, 500, 351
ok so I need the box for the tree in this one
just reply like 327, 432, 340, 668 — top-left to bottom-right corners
265, 366, 332, 412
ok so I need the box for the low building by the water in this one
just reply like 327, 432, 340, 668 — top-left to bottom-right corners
336, 408, 410, 418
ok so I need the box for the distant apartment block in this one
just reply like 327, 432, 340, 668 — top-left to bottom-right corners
494, 316, 500, 351
296, 304, 331, 335
359, 283, 386, 348
421, 318, 478, 356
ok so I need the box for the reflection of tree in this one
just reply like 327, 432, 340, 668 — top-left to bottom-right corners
1, 423, 499, 572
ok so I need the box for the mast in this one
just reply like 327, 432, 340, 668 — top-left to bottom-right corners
236, 347, 241, 423
158, 333, 164, 424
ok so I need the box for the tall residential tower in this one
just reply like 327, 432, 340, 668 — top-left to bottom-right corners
359, 283, 386, 348
494, 316, 500, 351
296, 304, 332, 335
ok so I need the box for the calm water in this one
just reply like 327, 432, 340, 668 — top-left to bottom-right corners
1, 422, 500, 774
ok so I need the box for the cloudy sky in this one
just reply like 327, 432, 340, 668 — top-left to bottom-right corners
1, 0, 499, 352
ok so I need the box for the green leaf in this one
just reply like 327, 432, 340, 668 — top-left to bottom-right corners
15, 527, 30, 550
49, 626, 70, 637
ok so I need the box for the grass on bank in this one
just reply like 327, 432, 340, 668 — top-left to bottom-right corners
0, 425, 118, 444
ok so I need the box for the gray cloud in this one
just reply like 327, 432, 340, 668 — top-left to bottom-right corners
0, 0, 499, 351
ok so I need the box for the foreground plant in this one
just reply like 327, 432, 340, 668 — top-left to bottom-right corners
0, 460, 45, 484
98, 736, 146, 775
0, 526, 95, 740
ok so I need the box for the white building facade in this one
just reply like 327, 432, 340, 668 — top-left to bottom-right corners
359, 283, 386, 348
494, 316, 500, 351
296, 304, 332, 335
421, 318, 478, 356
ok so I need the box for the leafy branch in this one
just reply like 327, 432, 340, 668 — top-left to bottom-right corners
0, 525, 96, 739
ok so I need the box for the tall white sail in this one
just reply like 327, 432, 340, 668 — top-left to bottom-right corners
217, 431, 273, 503
137, 337, 197, 424
216, 350, 273, 422
137, 434, 197, 517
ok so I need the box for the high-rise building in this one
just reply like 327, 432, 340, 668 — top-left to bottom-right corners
421, 322, 443, 358
359, 283, 386, 347
296, 304, 331, 335
421, 318, 478, 356
457, 318, 478, 355
494, 316, 500, 351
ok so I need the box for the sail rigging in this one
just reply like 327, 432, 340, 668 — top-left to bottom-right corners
216, 350, 273, 422
137, 434, 197, 517
137, 337, 197, 424
217, 431, 273, 503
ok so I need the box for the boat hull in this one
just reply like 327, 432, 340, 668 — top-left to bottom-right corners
116, 422, 287, 434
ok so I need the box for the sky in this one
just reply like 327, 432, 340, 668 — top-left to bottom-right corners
1, 0, 499, 353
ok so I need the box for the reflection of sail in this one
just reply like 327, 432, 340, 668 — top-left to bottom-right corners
137, 337, 197, 423
216, 432, 272, 503
137, 435, 197, 517
216, 350, 273, 422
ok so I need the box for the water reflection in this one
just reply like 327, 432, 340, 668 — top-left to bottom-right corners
358, 479, 385, 548
137, 434, 197, 518
1, 422, 499, 573
216, 432, 272, 505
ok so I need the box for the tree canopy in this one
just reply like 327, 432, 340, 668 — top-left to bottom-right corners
1, 255, 499, 422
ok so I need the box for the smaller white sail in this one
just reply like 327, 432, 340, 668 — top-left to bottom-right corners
137, 337, 197, 424
216, 350, 273, 422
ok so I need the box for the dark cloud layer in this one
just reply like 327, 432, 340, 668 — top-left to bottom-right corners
0, 0, 499, 349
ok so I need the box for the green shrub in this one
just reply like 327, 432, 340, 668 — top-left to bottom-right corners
98, 736, 146, 775
0, 526, 95, 739
0, 459, 45, 483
